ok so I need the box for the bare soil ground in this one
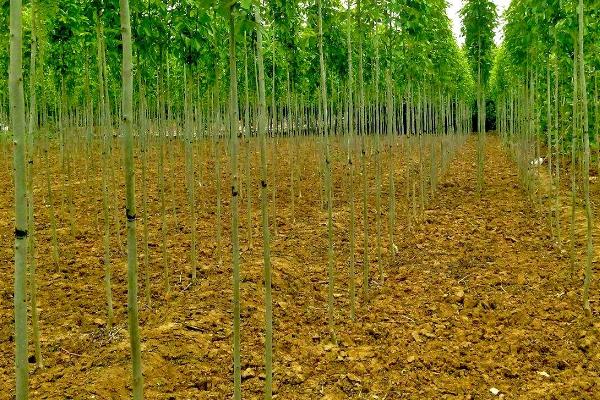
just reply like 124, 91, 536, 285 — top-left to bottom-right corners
0, 134, 598, 399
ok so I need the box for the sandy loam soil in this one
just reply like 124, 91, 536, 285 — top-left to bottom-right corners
0, 134, 598, 399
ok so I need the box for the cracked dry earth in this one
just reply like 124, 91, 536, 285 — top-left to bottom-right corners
0, 135, 599, 399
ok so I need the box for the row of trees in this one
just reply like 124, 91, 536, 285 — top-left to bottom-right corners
460, 0, 497, 194
491, 0, 600, 315
0, 0, 476, 119
6, 0, 481, 399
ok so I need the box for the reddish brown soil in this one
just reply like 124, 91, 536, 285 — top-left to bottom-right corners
0, 134, 598, 399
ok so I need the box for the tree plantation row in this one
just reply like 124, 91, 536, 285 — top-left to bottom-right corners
491, 0, 600, 317
3, 0, 600, 398
5, 0, 476, 397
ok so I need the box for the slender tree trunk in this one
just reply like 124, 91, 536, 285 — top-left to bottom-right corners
385, 68, 396, 267
166, 57, 178, 233
374, 34, 383, 282
553, 49, 561, 248
570, 42, 578, 277
477, 60, 483, 194
139, 78, 151, 305
317, 0, 335, 342
243, 34, 252, 246
594, 71, 600, 173
10, 0, 29, 396
96, 15, 114, 329
270, 36, 278, 238
183, 66, 197, 283
254, 6, 273, 398
358, 0, 369, 300
214, 72, 223, 267
595, 73, 599, 174
27, 3, 42, 369
346, 0, 356, 320
546, 63, 555, 239
43, 99, 59, 268
228, 10, 242, 400
287, 71, 296, 224
119, 0, 144, 396
157, 65, 170, 294
578, 0, 594, 317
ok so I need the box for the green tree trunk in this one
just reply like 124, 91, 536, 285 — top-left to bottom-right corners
357, 0, 369, 300
385, 68, 396, 267
157, 64, 171, 294
254, 6, 273, 397
243, 34, 252, 246
138, 78, 151, 305
374, 35, 382, 282
578, 0, 594, 317
553, 48, 561, 248
570, 42, 578, 277
346, 0, 356, 320
317, 0, 335, 342
183, 66, 198, 283
27, 2, 42, 369
119, 0, 144, 396
9, 0, 29, 396
96, 15, 114, 329
228, 10, 242, 400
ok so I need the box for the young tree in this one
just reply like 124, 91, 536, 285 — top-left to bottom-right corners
346, 0, 356, 320
95, 8, 114, 329
255, 4, 274, 397
577, 0, 594, 317
460, 0, 497, 194
9, 0, 29, 397
317, 0, 336, 342
119, 0, 143, 397
27, 0, 42, 369
225, 3, 242, 398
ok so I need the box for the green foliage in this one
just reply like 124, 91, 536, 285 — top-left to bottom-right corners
460, 0, 497, 87
0, 0, 476, 116
491, 0, 600, 141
